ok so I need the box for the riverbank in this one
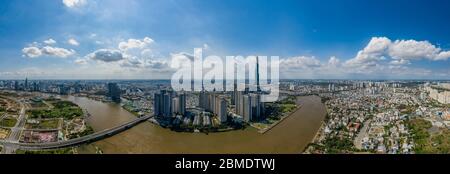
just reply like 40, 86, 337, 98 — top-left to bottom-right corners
252, 103, 303, 134
70, 95, 326, 154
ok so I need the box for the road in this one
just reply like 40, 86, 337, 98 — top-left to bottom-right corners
0, 115, 151, 152
1, 102, 27, 154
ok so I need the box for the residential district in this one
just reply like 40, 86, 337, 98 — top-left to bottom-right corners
0, 78, 449, 154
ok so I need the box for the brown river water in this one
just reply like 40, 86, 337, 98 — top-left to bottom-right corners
64, 95, 326, 154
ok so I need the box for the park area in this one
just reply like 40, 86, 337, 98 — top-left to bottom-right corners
27, 100, 83, 120
25, 119, 61, 130
408, 119, 450, 153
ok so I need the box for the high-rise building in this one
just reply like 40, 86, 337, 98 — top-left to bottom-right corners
58, 84, 69, 95
163, 92, 172, 117
172, 97, 180, 114
178, 93, 186, 116
199, 90, 207, 109
217, 97, 227, 123
154, 92, 161, 116
154, 90, 186, 117
243, 95, 252, 122
256, 56, 261, 92
14, 81, 19, 90
107, 83, 121, 103
232, 62, 238, 105
250, 93, 261, 120
32, 82, 40, 92
24, 78, 28, 90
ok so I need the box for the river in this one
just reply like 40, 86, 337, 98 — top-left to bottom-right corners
65, 95, 326, 154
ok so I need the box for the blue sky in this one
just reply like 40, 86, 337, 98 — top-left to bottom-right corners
0, 0, 449, 79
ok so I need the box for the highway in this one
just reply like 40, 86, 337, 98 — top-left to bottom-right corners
0, 115, 152, 151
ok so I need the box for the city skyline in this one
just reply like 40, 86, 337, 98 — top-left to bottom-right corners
1, 0, 450, 80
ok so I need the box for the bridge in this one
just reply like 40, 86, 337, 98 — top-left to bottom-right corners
0, 115, 152, 150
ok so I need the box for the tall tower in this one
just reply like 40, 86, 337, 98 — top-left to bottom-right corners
25, 77, 28, 90
232, 62, 237, 105
256, 56, 261, 92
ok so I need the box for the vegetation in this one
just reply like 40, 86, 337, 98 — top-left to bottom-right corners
407, 119, 450, 153
67, 126, 94, 139
265, 101, 297, 119
28, 101, 83, 120
398, 104, 416, 114
26, 119, 60, 129
29, 101, 47, 108
15, 148, 74, 154
0, 118, 17, 127
52, 101, 78, 109
309, 136, 355, 154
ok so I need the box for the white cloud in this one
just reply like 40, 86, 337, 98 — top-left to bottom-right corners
280, 56, 322, 69
67, 38, 80, 46
203, 44, 209, 50
141, 49, 152, 56
43, 39, 57, 45
22, 47, 42, 58
62, 0, 87, 8
388, 39, 441, 60
170, 52, 195, 69
345, 37, 450, 67
118, 37, 154, 51
86, 49, 124, 62
389, 59, 411, 65
22, 46, 74, 58
328, 56, 341, 66
74, 58, 88, 65
436, 51, 450, 60
345, 37, 391, 66
41, 46, 75, 58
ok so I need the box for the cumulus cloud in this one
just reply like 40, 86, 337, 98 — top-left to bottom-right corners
86, 49, 124, 62
22, 46, 75, 58
345, 37, 391, 66
41, 46, 75, 58
279, 56, 322, 69
388, 39, 441, 60
436, 51, 450, 60
43, 39, 57, 45
345, 37, 450, 67
68, 38, 80, 46
389, 59, 411, 65
328, 56, 341, 66
118, 37, 154, 51
170, 52, 195, 69
74, 58, 88, 65
145, 59, 170, 69
62, 0, 87, 8
22, 47, 42, 58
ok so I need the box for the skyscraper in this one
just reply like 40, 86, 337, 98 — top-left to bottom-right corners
107, 83, 121, 103
154, 90, 186, 117
256, 56, 261, 93
218, 97, 227, 123
154, 92, 161, 116
163, 92, 172, 117
232, 62, 237, 105
14, 81, 19, 90
243, 95, 252, 122
178, 93, 186, 116
25, 78, 28, 90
